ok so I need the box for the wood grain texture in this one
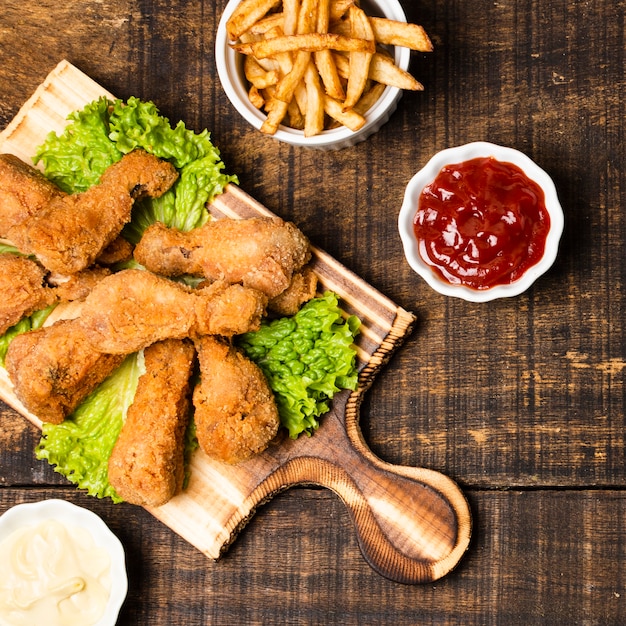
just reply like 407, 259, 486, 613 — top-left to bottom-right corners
0, 60, 471, 584
0, 0, 625, 622
0, 487, 625, 625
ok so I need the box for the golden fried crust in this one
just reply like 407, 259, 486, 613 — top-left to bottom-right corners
134, 216, 312, 299
5, 318, 125, 424
47, 266, 112, 302
268, 265, 318, 315
98, 149, 179, 200
78, 269, 197, 354
193, 281, 268, 337
193, 335, 280, 464
78, 269, 267, 354
7, 150, 178, 274
0, 153, 65, 236
108, 339, 196, 507
95, 236, 134, 266
0, 254, 57, 335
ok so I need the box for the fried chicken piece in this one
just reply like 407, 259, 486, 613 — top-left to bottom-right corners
0, 153, 65, 236
268, 265, 318, 315
96, 235, 134, 266
0, 254, 57, 335
134, 216, 312, 299
108, 339, 196, 507
7, 150, 178, 274
5, 318, 125, 424
193, 336, 280, 464
47, 266, 112, 302
78, 269, 267, 354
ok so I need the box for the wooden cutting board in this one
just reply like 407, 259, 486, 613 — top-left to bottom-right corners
0, 60, 471, 584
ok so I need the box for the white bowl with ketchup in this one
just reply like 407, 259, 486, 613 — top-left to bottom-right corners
398, 142, 564, 302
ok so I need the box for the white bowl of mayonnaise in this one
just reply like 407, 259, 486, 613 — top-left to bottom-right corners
0, 499, 127, 626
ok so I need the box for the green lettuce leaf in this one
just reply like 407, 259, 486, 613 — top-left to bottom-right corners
237, 292, 361, 439
34, 95, 238, 242
34, 97, 123, 192
3, 97, 361, 503
35, 352, 146, 502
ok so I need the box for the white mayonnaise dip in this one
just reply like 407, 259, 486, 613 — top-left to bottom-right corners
0, 519, 111, 626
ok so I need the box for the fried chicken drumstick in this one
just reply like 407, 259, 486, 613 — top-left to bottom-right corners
108, 339, 196, 507
77, 269, 268, 354
193, 335, 280, 464
4, 150, 178, 274
0, 153, 65, 235
0, 150, 322, 494
5, 318, 125, 424
134, 216, 313, 300
0, 254, 56, 335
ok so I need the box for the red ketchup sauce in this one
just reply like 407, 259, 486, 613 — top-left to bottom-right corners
413, 156, 551, 290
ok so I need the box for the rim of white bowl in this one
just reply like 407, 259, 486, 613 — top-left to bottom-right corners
398, 141, 565, 302
0, 499, 128, 626
215, 0, 410, 149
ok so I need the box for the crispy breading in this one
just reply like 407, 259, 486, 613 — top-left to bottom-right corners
47, 266, 112, 302
96, 235, 134, 266
0, 254, 56, 335
193, 335, 279, 464
268, 265, 318, 315
77, 269, 267, 354
108, 339, 196, 507
133, 216, 312, 299
5, 318, 125, 424
7, 150, 178, 274
0, 153, 65, 236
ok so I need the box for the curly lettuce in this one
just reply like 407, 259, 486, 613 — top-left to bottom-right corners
0, 98, 361, 502
34, 96, 238, 242
238, 292, 361, 438
35, 352, 145, 502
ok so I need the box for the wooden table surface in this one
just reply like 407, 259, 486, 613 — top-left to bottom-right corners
1, 1, 625, 624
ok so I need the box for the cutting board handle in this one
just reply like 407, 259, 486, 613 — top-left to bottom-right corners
250, 397, 472, 584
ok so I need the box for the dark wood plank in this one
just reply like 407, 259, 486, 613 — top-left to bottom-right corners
1, 487, 625, 625
0, 0, 625, 622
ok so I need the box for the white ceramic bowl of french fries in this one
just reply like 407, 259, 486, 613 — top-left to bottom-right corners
216, 0, 433, 150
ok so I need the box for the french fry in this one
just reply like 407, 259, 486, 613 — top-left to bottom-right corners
248, 84, 267, 108
369, 17, 433, 52
253, 54, 282, 73
226, 0, 281, 41
244, 55, 280, 89
303, 61, 325, 136
226, 0, 432, 137
274, 49, 311, 101
248, 12, 285, 34
329, 0, 353, 22
314, 49, 345, 100
332, 16, 434, 52
233, 33, 376, 59
316, 0, 331, 31
314, 0, 345, 100
368, 53, 424, 90
297, 0, 318, 34
283, 0, 300, 35
343, 5, 374, 110
261, 98, 289, 134
352, 81, 386, 115
323, 95, 366, 131
333, 50, 424, 91
287, 97, 305, 129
